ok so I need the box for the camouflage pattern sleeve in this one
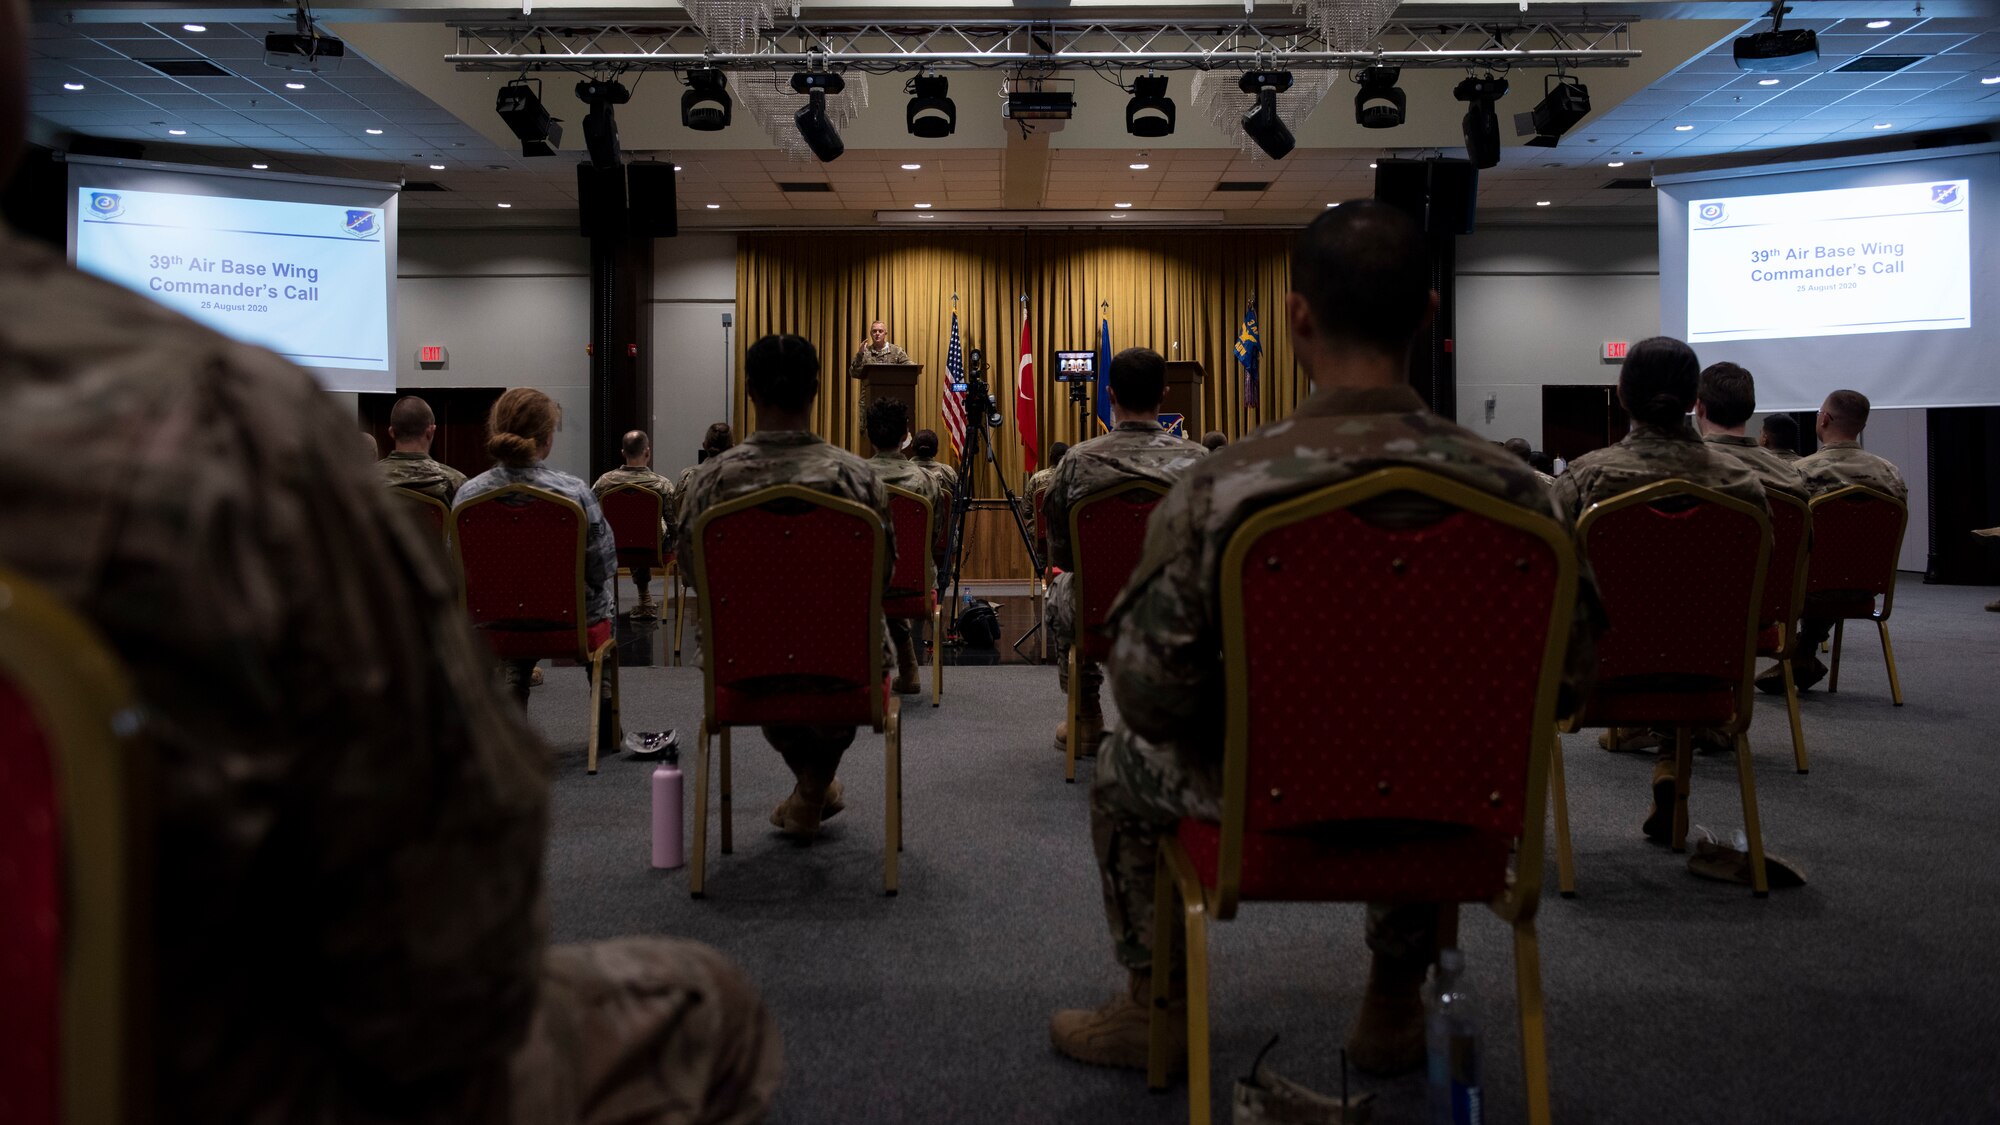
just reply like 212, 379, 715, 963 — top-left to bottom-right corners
580, 487, 617, 622
1105, 481, 1225, 753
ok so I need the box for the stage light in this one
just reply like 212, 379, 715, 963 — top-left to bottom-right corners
1238, 70, 1295, 160
1735, 2, 1818, 72
1514, 75, 1590, 147
575, 78, 630, 169
1453, 73, 1509, 170
1126, 75, 1175, 138
496, 79, 562, 157
906, 74, 956, 138
1354, 66, 1405, 130
792, 72, 847, 163
682, 68, 732, 132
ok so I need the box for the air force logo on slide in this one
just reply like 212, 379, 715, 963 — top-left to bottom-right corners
343, 209, 379, 238
88, 192, 123, 219
1697, 202, 1726, 224
1931, 184, 1959, 206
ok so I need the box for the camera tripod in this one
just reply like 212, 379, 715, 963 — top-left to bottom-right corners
939, 371, 1039, 644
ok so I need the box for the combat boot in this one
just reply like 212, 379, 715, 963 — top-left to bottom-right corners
770, 779, 846, 836
1051, 971, 1184, 1072
893, 630, 922, 695
1346, 955, 1430, 1077
1054, 691, 1106, 756
1642, 759, 1677, 843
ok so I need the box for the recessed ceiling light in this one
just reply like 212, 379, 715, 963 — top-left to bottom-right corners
62, 82, 85, 91
705, 203, 720, 209
496, 203, 511, 208
1128, 162, 1150, 170
428, 163, 445, 170
1758, 78, 1781, 86
1114, 202, 1132, 208
285, 82, 305, 90
1983, 76, 2000, 86
167, 128, 187, 136
673, 164, 683, 171
901, 163, 922, 170
251, 163, 269, 170
1536, 200, 1551, 207
919, 213, 936, 219
1607, 160, 1625, 168
1874, 122, 1893, 129
914, 202, 932, 209
182, 23, 207, 32
1674, 124, 1695, 132
1368, 162, 1378, 169
365, 128, 384, 135
1866, 19, 1892, 28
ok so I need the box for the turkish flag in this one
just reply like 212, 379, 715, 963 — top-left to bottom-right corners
1015, 313, 1038, 475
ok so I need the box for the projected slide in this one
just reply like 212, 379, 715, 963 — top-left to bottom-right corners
74, 185, 390, 372
1685, 180, 1970, 344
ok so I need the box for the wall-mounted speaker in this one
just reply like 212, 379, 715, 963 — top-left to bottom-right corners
1373, 157, 1478, 236
626, 162, 678, 238
577, 162, 626, 238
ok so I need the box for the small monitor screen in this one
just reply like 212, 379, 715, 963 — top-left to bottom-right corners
1053, 350, 1096, 382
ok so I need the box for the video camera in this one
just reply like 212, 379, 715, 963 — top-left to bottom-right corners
958, 347, 1004, 429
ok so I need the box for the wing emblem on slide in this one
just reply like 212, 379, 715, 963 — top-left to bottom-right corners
1931, 184, 1959, 206
88, 192, 123, 219
1697, 202, 1725, 224
344, 209, 379, 237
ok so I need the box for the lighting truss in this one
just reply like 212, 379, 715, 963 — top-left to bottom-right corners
445, 19, 1639, 73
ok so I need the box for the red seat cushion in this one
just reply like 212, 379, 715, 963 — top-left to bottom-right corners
1177, 818, 1512, 903
1805, 592, 1878, 619
481, 616, 611, 661
0, 674, 60, 1125
1579, 679, 1738, 726
882, 589, 933, 620
714, 675, 888, 727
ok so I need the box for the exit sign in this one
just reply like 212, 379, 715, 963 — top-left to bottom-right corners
418, 345, 446, 366
1601, 341, 1629, 362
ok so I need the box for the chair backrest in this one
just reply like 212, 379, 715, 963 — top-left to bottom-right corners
388, 485, 449, 541
883, 486, 935, 608
1068, 481, 1170, 662
1032, 486, 1049, 563
1213, 469, 1577, 915
690, 485, 887, 723
1761, 491, 1812, 642
451, 484, 590, 659
1575, 479, 1769, 708
599, 485, 665, 571
1806, 485, 1907, 616
932, 486, 954, 590
0, 567, 147, 1125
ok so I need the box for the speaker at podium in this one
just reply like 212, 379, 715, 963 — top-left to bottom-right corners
853, 362, 923, 424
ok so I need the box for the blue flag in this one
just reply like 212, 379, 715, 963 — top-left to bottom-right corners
1094, 314, 1113, 432
1234, 301, 1261, 410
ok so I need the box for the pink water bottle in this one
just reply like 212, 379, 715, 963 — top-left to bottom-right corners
652, 753, 684, 869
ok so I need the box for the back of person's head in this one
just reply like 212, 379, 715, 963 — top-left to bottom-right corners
745, 334, 820, 414
1762, 412, 1799, 452
621, 429, 650, 460
1201, 430, 1227, 452
1049, 441, 1069, 467
1502, 437, 1533, 462
1530, 449, 1556, 475
1822, 388, 1871, 436
487, 387, 559, 467
1290, 201, 1429, 358
1618, 336, 1700, 430
1107, 347, 1167, 413
865, 397, 910, 451
911, 428, 940, 459
703, 421, 734, 453
1697, 362, 1757, 428
388, 395, 436, 442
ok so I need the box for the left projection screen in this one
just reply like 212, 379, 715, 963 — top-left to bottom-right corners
67, 156, 397, 394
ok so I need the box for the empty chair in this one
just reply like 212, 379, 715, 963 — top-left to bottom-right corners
1805, 484, 1909, 705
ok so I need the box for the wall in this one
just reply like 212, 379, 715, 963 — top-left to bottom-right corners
649, 233, 737, 479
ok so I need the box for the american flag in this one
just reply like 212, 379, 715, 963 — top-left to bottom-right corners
942, 310, 968, 458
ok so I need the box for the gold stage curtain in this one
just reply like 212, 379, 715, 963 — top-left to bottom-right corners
734, 231, 1299, 497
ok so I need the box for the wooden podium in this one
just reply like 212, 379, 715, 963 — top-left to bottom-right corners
1162, 361, 1205, 437
853, 362, 922, 428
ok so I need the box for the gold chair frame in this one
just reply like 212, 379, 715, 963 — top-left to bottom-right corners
1550, 479, 1772, 897
1143, 469, 1577, 1125
1031, 483, 1051, 662
0, 567, 150, 1125
1063, 479, 1171, 783
388, 484, 452, 543
885, 485, 946, 708
451, 483, 621, 774
1764, 491, 1814, 773
1810, 485, 1909, 706
685, 485, 904, 897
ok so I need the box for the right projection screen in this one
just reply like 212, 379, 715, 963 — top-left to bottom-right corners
1656, 142, 2000, 411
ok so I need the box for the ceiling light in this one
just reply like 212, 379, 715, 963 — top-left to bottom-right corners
705, 203, 720, 209
182, 23, 207, 32
285, 81, 306, 90
1114, 202, 1132, 208
1674, 124, 1695, 131
1516, 75, 1589, 147
1536, 200, 1551, 206
496, 79, 562, 157
576, 77, 630, 169
1238, 71, 1296, 160
428, 163, 445, 170
674, 164, 684, 171
1129, 162, 1151, 170
1454, 73, 1509, 169
62, 82, 85, 91
914, 202, 932, 209
792, 72, 846, 163
1758, 78, 1782, 86
1126, 75, 1176, 138
1354, 66, 1406, 130
1326, 202, 1337, 208
902, 163, 922, 170
1866, 19, 1892, 29
1734, 5, 1819, 73
167, 128, 187, 135
1873, 121, 1893, 129
1983, 76, 2000, 85
497, 203, 511, 208
251, 163, 269, 170
364, 128, 383, 135
682, 68, 731, 131
1368, 162, 1378, 169
906, 74, 957, 138
1607, 160, 1625, 167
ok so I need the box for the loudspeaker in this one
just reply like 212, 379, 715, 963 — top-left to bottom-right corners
577, 162, 626, 238
1373, 158, 1429, 229
626, 162, 678, 238
1372, 157, 1478, 236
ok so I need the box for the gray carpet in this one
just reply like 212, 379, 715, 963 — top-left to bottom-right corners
526, 579, 2000, 1124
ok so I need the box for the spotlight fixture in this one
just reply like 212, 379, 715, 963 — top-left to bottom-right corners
496, 79, 562, 157
1514, 75, 1590, 147
1735, 1, 1819, 72
1238, 70, 1296, 160
576, 77, 630, 169
906, 74, 956, 138
791, 72, 847, 163
1353, 66, 1405, 130
1125, 75, 1175, 138
1453, 73, 1509, 170
682, 68, 732, 132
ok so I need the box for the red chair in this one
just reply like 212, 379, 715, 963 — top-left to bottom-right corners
1549, 480, 1772, 896
1805, 485, 1909, 706
1062, 481, 1169, 782
885, 486, 945, 707
0, 567, 149, 1125
1760, 492, 1813, 773
599, 485, 667, 614
389, 484, 450, 541
453, 484, 622, 774
1144, 469, 1578, 1125
686, 485, 903, 896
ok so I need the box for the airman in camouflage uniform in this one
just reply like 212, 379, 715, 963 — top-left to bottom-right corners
376, 394, 467, 505
679, 334, 895, 837
1052, 204, 1600, 1081
1759, 412, 1804, 464
0, 217, 779, 1122
909, 429, 960, 495
1694, 363, 1811, 502
861, 398, 939, 694
594, 430, 679, 619
1043, 356, 1206, 757
847, 318, 913, 379
1022, 441, 1069, 551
